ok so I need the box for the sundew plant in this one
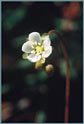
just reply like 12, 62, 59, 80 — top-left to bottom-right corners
2, 2, 83, 123
22, 30, 70, 123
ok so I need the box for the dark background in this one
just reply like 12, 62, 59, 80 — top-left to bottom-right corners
2, 2, 83, 123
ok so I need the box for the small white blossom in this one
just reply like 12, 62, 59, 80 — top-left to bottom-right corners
22, 32, 52, 63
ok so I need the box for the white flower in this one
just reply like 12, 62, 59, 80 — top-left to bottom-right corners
22, 32, 52, 63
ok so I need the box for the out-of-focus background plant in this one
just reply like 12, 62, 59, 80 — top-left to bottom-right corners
2, 2, 83, 123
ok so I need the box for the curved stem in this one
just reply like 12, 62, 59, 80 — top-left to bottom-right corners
48, 30, 70, 123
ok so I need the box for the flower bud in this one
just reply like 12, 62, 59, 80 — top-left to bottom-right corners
22, 53, 28, 59
35, 58, 45, 70
35, 61, 43, 70
45, 64, 54, 76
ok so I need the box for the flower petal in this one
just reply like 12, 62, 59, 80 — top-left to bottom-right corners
22, 41, 34, 53
42, 46, 52, 58
29, 32, 41, 43
27, 53, 41, 62
43, 35, 51, 49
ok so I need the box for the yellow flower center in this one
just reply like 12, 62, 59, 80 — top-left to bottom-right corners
36, 46, 44, 53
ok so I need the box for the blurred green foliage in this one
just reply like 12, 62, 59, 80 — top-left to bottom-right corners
37, 70, 48, 82
12, 35, 27, 48
3, 6, 27, 30
60, 58, 77, 78
2, 84, 10, 94
35, 111, 47, 123
16, 59, 34, 69
25, 74, 37, 86
25, 70, 48, 87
